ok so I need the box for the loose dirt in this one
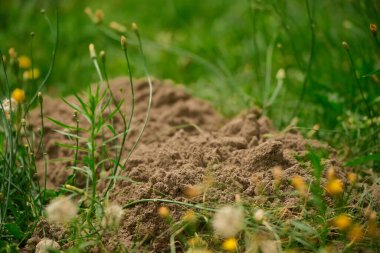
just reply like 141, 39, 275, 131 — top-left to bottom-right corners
27, 77, 349, 252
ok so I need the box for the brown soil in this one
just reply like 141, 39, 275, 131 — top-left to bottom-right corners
28, 77, 346, 252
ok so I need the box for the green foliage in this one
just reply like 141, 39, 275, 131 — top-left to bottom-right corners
2, 0, 380, 169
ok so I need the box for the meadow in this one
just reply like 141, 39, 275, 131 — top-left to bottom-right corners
0, 0, 380, 252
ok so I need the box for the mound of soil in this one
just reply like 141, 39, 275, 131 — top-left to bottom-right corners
28, 77, 344, 252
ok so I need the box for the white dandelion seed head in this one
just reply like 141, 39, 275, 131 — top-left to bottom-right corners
101, 203, 124, 230
212, 205, 244, 238
1, 98, 18, 113
253, 209, 266, 222
45, 196, 78, 224
35, 238, 60, 253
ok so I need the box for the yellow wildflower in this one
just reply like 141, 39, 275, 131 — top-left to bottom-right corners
8, 48, 17, 59
291, 176, 307, 195
272, 166, 283, 179
325, 179, 344, 196
347, 224, 364, 243
222, 238, 238, 252
23, 68, 40, 80
11, 88, 25, 103
187, 235, 207, 248
186, 249, 212, 253
347, 172, 357, 185
18, 56, 31, 69
182, 210, 197, 224
332, 214, 351, 231
368, 211, 378, 238
157, 206, 170, 218
184, 185, 203, 198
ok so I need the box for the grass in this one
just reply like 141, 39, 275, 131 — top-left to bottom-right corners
0, 0, 380, 252
2, 0, 380, 165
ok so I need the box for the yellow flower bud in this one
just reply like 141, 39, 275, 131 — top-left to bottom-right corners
131, 22, 138, 32
109, 21, 127, 33
157, 206, 170, 218
89, 43, 96, 59
121, 36, 127, 49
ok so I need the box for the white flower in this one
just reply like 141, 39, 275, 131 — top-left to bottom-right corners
35, 238, 60, 253
45, 196, 78, 224
101, 203, 124, 230
212, 205, 244, 238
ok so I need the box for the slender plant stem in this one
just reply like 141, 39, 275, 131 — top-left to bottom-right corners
344, 47, 373, 121
102, 59, 129, 197
247, 0, 262, 83
25, 7, 59, 117
0, 50, 14, 234
119, 44, 135, 167
122, 29, 152, 167
73, 111, 79, 168
289, 0, 316, 121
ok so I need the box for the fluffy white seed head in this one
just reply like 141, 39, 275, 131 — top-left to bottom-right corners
254, 209, 266, 222
45, 196, 78, 224
212, 205, 244, 238
35, 238, 60, 253
1, 98, 18, 113
101, 203, 124, 230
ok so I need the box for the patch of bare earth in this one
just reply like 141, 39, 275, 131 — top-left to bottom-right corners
27, 77, 352, 252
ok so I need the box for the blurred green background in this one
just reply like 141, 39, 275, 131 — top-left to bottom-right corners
1, 0, 380, 164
